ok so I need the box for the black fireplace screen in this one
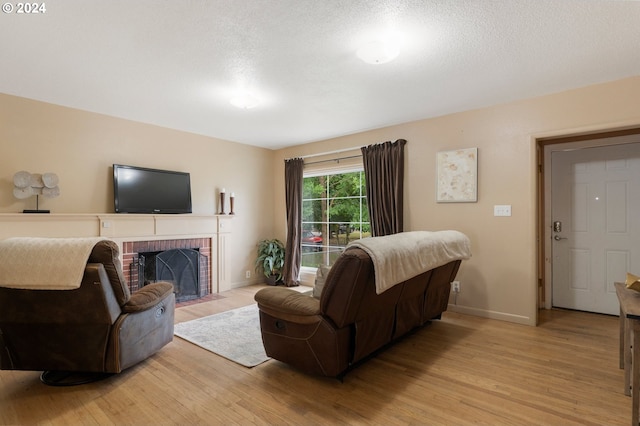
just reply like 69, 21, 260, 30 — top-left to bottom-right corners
137, 248, 207, 302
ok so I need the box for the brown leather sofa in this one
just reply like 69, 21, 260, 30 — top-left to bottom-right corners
254, 246, 462, 378
0, 239, 175, 384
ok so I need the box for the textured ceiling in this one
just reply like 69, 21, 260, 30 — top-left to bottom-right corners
1, 0, 639, 149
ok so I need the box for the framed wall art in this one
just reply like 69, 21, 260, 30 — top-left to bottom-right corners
436, 147, 478, 203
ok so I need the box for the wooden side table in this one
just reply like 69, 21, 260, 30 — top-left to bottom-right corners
615, 282, 640, 426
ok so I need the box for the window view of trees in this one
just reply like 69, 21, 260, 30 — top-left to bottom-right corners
302, 170, 370, 267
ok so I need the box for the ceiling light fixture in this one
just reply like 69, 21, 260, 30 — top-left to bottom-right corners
229, 92, 260, 109
356, 40, 400, 65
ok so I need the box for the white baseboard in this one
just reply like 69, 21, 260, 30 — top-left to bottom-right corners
226, 279, 314, 291
447, 304, 533, 326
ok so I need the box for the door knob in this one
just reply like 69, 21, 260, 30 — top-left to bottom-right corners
553, 235, 567, 241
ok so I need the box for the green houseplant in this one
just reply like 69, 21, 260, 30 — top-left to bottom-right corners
255, 238, 286, 285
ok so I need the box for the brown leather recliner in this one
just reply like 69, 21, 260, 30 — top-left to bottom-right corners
254, 246, 461, 378
0, 239, 175, 384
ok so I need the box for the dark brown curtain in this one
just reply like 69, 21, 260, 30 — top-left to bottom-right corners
361, 139, 406, 237
282, 157, 304, 286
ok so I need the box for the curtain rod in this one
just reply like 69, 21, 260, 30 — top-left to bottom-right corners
285, 145, 362, 162
301, 146, 362, 159
303, 154, 362, 166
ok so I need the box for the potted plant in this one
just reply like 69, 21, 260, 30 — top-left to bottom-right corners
255, 238, 286, 285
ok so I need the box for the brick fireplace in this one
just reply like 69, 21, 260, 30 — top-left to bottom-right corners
121, 238, 212, 300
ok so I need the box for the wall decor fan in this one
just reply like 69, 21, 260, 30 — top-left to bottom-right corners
13, 171, 60, 213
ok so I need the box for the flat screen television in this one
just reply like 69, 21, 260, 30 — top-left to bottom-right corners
113, 164, 192, 214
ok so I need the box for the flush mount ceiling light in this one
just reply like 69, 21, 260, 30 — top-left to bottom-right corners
229, 92, 260, 109
356, 40, 400, 64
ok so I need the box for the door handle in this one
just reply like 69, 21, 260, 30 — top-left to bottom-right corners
553, 235, 568, 241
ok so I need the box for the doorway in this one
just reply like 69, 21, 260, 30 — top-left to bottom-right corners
539, 129, 640, 316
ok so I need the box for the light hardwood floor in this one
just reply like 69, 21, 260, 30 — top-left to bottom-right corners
0, 285, 630, 425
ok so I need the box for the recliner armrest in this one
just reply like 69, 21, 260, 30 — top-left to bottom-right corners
255, 287, 320, 316
122, 282, 174, 313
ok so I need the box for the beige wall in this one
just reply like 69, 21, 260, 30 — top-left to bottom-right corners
0, 93, 275, 287
274, 76, 640, 326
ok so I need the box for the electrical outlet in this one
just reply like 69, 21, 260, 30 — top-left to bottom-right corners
245, 270, 251, 279
452, 281, 460, 293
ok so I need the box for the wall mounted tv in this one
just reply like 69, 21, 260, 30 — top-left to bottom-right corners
113, 164, 192, 214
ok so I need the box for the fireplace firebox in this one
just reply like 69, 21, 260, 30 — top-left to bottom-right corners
138, 248, 206, 302
121, 238, 212, 303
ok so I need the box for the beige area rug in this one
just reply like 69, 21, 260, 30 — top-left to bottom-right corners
174, 304, 269, 368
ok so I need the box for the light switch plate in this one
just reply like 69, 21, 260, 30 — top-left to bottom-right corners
494, 205, 512, 216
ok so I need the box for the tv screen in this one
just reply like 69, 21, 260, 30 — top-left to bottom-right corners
113, 164, 192, 214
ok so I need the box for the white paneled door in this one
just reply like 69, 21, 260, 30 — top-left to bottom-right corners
551, 143, 640, 315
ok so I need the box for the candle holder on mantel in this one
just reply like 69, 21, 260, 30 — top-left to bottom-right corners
219, 189, 226, 215
229, 193, 235, 215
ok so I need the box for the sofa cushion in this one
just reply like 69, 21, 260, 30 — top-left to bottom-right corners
312, 264, 332, 299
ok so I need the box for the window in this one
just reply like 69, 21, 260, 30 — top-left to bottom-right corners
301, 170, 370, 267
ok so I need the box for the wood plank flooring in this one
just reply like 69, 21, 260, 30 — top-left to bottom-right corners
0, 284, 630, 425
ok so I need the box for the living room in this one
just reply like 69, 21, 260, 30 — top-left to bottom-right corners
4, 75, 640, 325
2, 1, 640, 424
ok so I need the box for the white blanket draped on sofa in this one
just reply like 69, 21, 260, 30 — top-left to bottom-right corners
347, 230, 471, 294
0, 237, 106, 290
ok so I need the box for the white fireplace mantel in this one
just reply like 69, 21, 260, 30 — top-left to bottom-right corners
0, 213, 233, 292
0, 213, 231, 239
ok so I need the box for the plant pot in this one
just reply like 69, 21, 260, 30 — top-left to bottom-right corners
265, 275, 279, 286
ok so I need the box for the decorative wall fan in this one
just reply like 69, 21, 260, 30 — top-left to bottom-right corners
13, 171, 60, 213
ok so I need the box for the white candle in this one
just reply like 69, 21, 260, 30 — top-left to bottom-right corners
231, 192, 235, 197
221, 188, 226, 193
